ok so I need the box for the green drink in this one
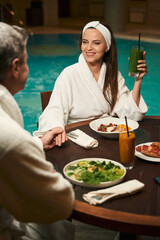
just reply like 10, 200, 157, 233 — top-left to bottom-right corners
129, 46, 143, 77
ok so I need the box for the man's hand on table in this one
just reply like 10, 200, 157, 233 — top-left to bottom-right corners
40, 127, 68, 150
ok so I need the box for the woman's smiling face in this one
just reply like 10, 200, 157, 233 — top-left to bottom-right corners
81, 28, 108, 66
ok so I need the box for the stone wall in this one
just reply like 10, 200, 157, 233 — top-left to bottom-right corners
0, 0, 160, 28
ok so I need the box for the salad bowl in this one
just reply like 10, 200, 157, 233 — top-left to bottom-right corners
63, 158, 126, 188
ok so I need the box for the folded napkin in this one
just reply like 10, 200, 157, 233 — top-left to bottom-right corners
67, 129, 98, 149
83, 179, 145, 205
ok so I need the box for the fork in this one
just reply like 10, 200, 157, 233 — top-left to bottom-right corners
67, 132, 79, 139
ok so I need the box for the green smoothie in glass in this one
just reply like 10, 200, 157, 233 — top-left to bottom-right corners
129, 46, 143, 77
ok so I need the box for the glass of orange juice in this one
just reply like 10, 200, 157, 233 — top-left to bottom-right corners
119, 131, 136, 170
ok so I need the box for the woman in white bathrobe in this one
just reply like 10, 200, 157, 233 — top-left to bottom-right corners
36, 21, 148, 146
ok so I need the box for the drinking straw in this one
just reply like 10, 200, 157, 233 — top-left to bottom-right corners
138, 33, 141, 51
125, 116, 129, 137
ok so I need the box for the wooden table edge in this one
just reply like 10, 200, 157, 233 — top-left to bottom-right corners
65, 116, 160, 130
72, 200, 160, 236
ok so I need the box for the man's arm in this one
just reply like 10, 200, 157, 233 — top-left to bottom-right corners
40, 127, 68, 149
0, 138, 74, 224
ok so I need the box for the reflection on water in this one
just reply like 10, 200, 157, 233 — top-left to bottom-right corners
28, 44, 80, 56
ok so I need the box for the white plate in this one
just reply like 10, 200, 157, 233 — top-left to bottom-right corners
89, 117, 139, 139
63, 158, 126, 188
135, 142, 160, 162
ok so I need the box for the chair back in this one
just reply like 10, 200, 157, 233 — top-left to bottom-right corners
40, 91, 52, 111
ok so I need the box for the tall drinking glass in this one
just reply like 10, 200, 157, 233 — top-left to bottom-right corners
119, 131, 136, 170
129, 46, 143, 77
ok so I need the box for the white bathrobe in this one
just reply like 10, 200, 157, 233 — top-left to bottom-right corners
37, 53, 148, 133
0, 84, 75, 239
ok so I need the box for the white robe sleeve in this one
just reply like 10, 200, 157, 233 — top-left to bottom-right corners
0, 130, 74, 224
0, 85, 75, 225
110, 72, 148, 121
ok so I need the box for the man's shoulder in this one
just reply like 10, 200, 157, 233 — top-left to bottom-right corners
0, 112, 30, 148
0, 115, 44, 162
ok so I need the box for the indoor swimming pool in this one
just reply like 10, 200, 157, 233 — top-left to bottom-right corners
14, 33, 160, 134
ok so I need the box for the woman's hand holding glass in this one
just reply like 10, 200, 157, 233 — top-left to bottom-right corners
132, 51, 148, 106
136, 52, 148, 80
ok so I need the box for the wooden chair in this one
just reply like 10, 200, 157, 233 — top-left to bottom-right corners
40, 90, 52, 111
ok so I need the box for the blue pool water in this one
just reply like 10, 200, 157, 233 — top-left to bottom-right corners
14, 34, 160, 134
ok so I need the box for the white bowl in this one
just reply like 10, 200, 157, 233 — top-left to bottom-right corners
89, 117, 139, 139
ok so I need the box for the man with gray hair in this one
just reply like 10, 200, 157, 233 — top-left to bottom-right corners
0, 22, 75, 239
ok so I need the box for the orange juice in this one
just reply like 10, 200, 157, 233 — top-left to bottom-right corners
119, 132, 135, 169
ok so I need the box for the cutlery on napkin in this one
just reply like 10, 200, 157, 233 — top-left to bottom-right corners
67, 129, 98, 149
83, 179, 145, 205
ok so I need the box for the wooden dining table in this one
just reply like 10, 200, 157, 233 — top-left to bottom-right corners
45, 116, 160, 238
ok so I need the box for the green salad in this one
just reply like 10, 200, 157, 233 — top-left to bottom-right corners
65, 160, 125, 185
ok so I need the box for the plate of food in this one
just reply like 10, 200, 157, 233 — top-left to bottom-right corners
63, 158, 126, 188
89, 117, 139, 139
135, 142, 160, 162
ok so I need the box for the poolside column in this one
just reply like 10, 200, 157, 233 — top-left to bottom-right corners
43, 0, 59, 26
104, 0, 126, 32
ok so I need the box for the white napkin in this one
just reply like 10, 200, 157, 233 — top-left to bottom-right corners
67, 129, 98, 149
83, 179, 145, 205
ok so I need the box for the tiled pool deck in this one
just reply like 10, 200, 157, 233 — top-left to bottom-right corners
29, 19, 160, 44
